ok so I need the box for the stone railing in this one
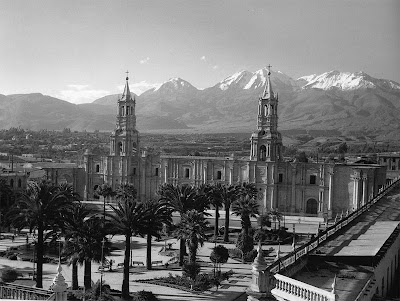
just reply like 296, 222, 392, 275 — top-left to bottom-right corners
272, 273, 335, 301
0, 283, 54, 300
268, 175, 400, 275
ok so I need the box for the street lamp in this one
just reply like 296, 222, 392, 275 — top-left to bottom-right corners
99, 237, 105, 299
32, 235, 37, 281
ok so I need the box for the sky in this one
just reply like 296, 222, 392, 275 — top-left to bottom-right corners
1, 0, 399, 104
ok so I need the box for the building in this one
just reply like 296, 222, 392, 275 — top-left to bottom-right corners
377, 152, 400, 180
83, 70, 386, 219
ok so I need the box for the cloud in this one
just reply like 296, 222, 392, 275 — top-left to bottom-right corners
118, 81, 161, 96
58, 85, 110, 104
67, 84, 89, 90
139, 57, 150, 64
200, 56, 206, 61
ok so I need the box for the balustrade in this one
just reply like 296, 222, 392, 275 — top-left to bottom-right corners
0, 283, 53, 300
272, 273, 335, 301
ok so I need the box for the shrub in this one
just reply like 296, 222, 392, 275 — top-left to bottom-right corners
210, 245, 229, 265
7, 254, 17, 260
1, 268, 19, 282
235, 231, 254, 254
182, 262, 201, 280
133, 290, 159, 301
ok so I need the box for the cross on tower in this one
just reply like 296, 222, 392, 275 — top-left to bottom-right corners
267, 64, 272, 75
125, 70, 129, 80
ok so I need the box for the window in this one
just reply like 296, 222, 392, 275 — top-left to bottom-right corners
155, 168, 159, 176
18, 179, 22, 188
185, 168, 190, 178
278, 173, 283, 183
133, 168, 136, 176
217, 170, 222, 180
310, 175, 317, 185
96, 164, 100, 173
10, 179, 14, 188
259, 145, 266, 161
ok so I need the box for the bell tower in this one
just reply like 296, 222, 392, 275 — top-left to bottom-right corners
250, 65, 282, 162
110, 72, 139, 157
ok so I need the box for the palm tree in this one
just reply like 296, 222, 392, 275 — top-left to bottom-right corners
108, 197, 149, 299
239, 182, 258, 200
175, 209, 209, 264
0, 178, 14, 233
95, 183, 115, 219
158, 183, 209, 266
62, 203, 91, 290
6, 180, 77, 288
142, 199, 173, 270
232, 195, 259, 260
211, 183, 238, 242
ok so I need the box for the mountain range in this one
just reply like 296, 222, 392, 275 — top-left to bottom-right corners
1, 69, 400, 139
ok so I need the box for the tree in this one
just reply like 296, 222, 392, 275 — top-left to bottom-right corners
175, 209, 209, 264
210, 245, 229, 274
158, 183, 209, 265
232, 195, 259, 259
6, 180, 77, 288
108, 197, 149, 299
210, 183, 238, 242
200, 184, 223, 239
0, 178, 14, 233
142, 199, 173, 270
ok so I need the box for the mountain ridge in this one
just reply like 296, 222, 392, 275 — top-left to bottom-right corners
0, 69, 399, 139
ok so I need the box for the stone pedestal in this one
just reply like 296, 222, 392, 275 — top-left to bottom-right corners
246, 242, 275, 301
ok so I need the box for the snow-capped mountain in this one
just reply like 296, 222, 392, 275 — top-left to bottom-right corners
1, 68, 400, 139
298, 70, 400, 91
143, 77, 199, 95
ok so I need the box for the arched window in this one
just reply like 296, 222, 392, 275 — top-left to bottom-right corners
117, 142, 123, 155
185, 168, 190, 178
259, 145, 266, 161
217, 170, 222, 180
18, 178, 22, 187
306, 198, 318, 215
96, 164, 100, 173
264, 105, 268, 116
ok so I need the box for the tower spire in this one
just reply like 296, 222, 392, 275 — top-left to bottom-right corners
122, 70, 131, 99
262, 64, 274, 99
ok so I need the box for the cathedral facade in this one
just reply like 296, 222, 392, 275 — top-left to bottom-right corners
83, 71, 386, 219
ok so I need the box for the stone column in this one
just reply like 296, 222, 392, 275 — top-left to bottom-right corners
351, 171, 361, 210
362, 175, 368, 206
164, 163, 168, 184
328, 169, 334, 218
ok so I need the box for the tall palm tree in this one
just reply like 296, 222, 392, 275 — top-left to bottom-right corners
175, 209, 209, 264
239, 182, 258, 200
142, 199, 173, 270
211, 183, 239, 242
62, 203, 91, 290
0, 178, 14, 233
64, 215, 110, 290
232, 194, 259, 260
108, 197, 149, 299
205, 183, 224, 239
158, 183, 209, 266
6, 180, 77, 288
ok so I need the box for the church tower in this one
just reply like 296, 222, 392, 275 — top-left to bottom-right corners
110, 73, 139, 158
250, 66, 283, 162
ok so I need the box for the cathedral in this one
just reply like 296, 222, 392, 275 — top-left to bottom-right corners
83, 70, 386, 219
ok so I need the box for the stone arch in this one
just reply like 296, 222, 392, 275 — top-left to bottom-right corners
306, 198, 318, 215
59, 174, 72, 184
117, 142, 123, 155
259, 145, 266, 161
